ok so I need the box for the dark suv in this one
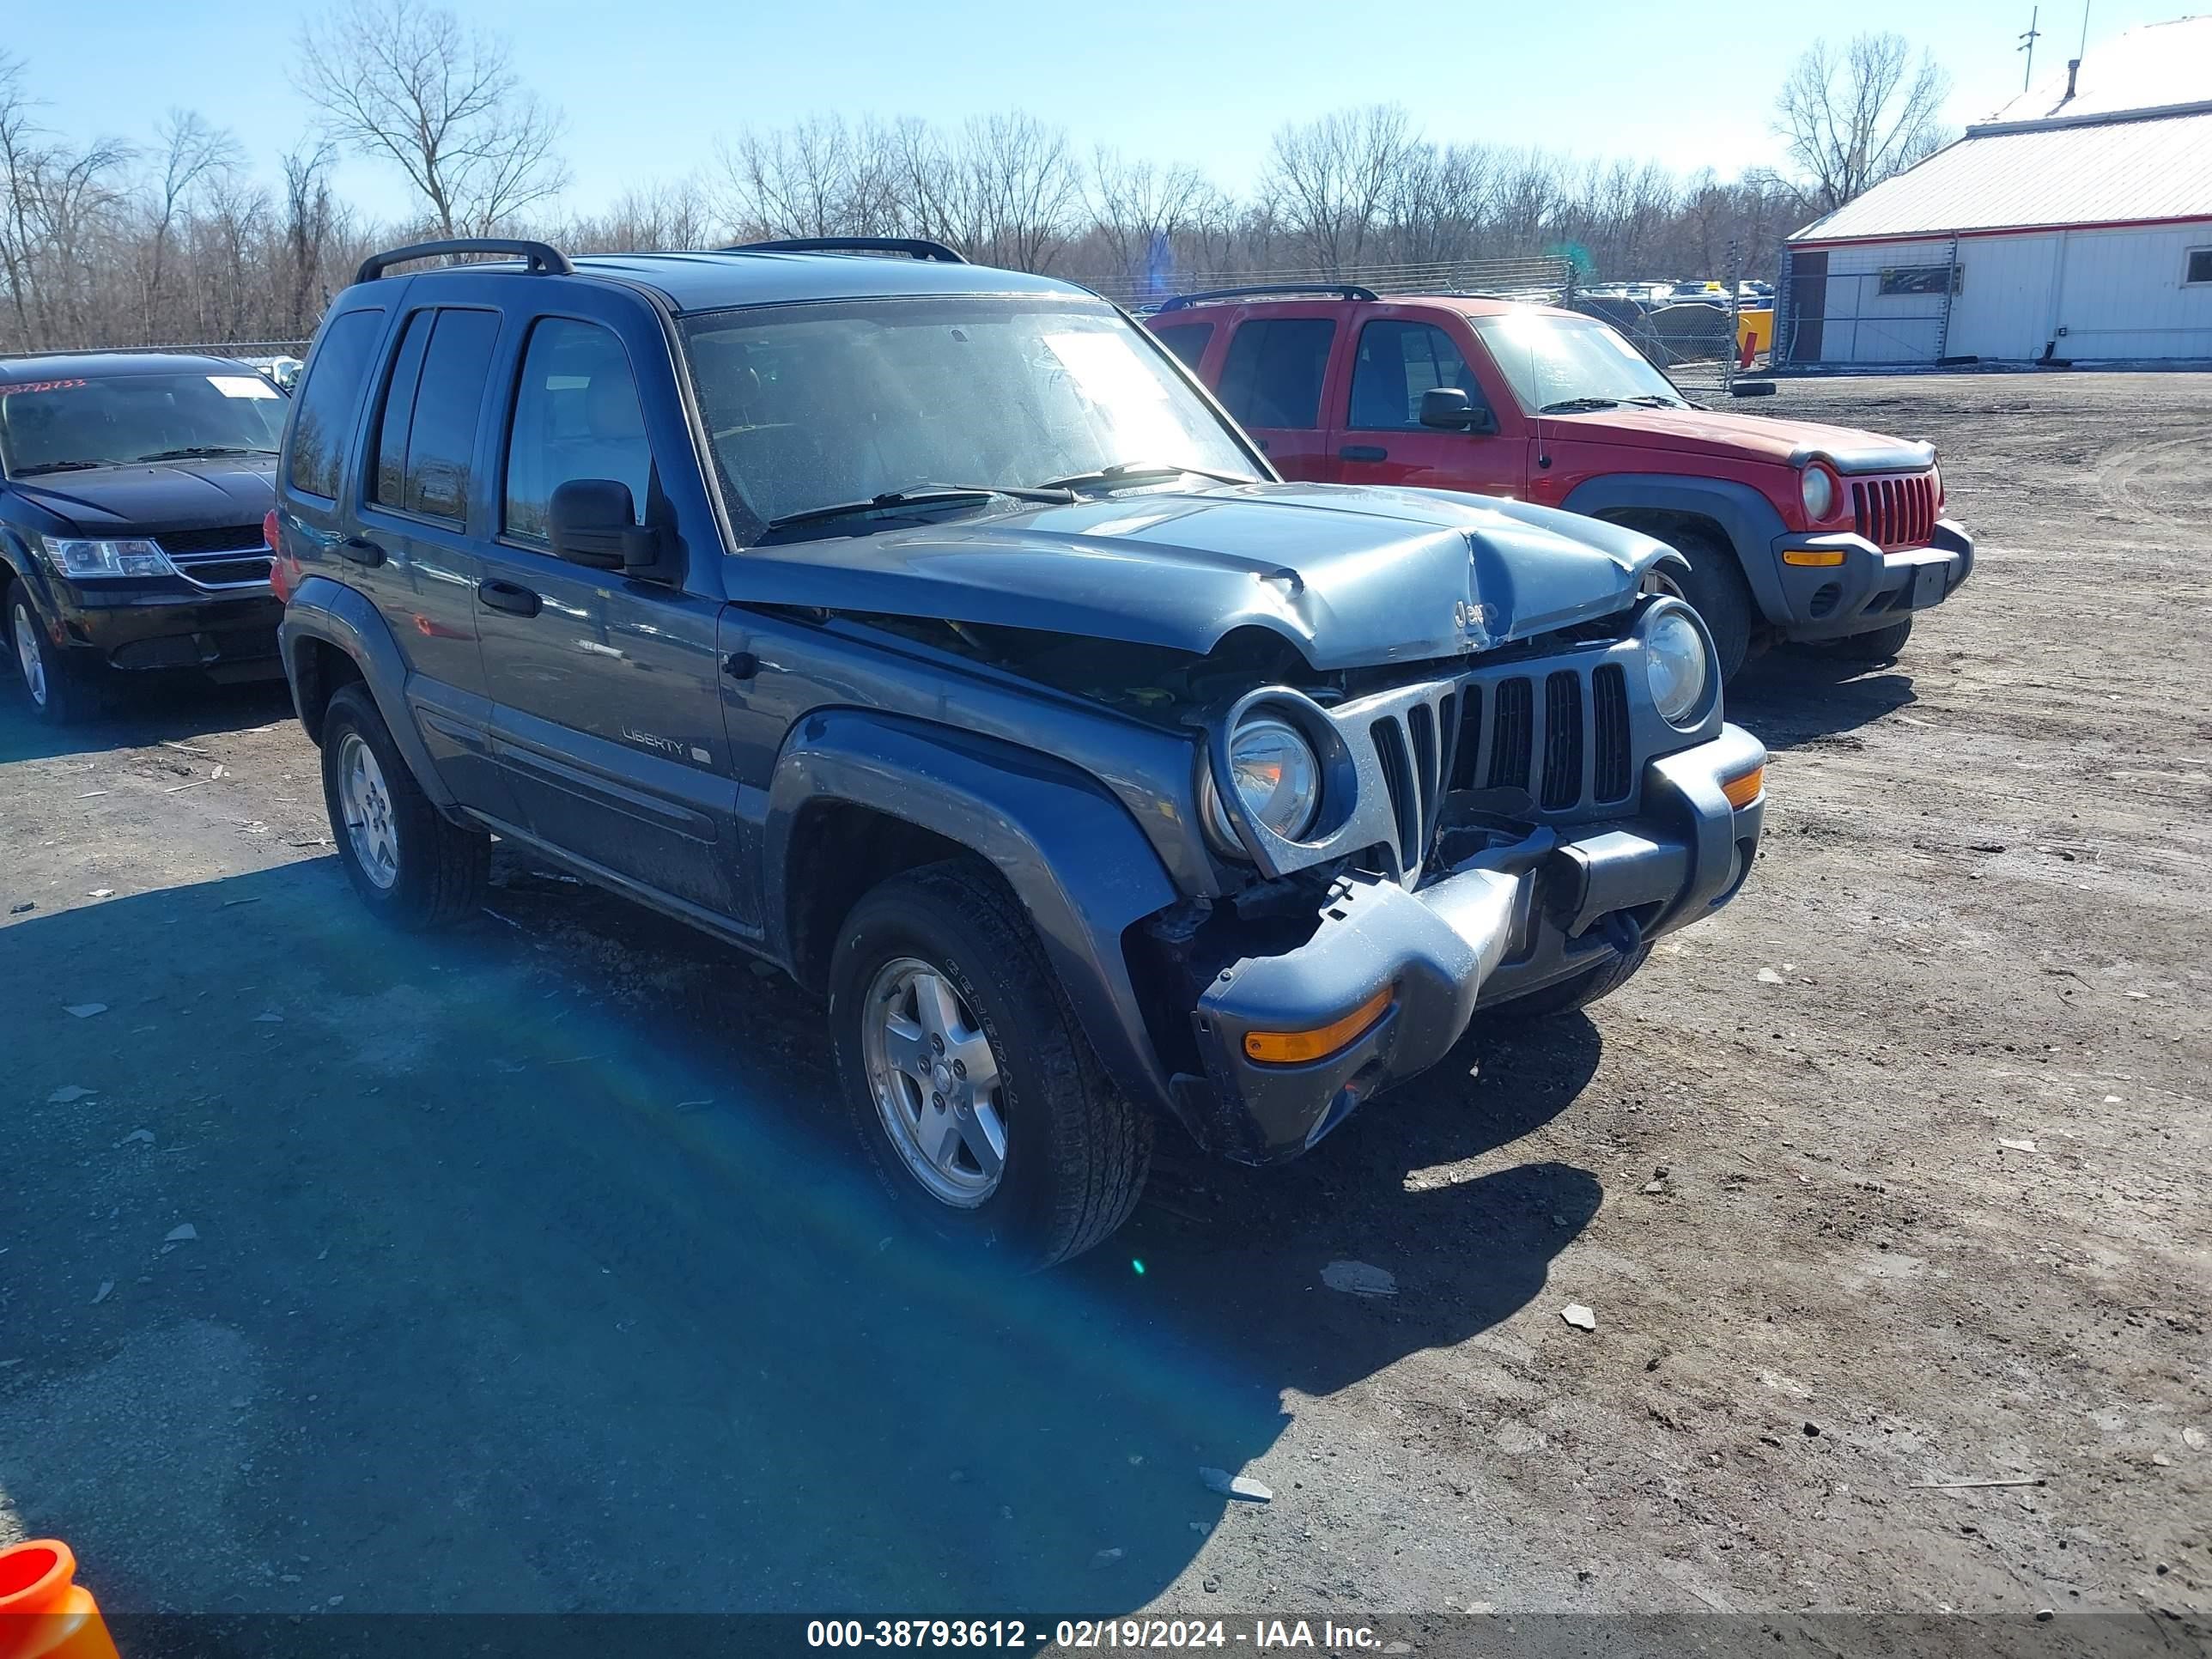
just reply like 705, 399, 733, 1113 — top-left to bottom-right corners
2, 352, 288, 722
275, 235, 1769, 1267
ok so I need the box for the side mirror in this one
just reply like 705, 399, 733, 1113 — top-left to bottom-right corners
1419, 387, 1498, 434
548, 478, 665, 574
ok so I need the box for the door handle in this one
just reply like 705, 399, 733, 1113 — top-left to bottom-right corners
477, 579, 542, 618
1339, 445, 1389, 462
721, 650, 759, 681
337, 536, 386, 567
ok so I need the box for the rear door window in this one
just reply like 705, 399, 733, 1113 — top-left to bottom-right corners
369, 308, 501, 525
1216, 318, 1336, 429
285, 308, 385, 500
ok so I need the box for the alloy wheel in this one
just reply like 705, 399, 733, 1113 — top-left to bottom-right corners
860, 956, 1008, 1206
337, 732, 401, 890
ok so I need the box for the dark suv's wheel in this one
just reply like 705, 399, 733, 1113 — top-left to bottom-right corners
828, 860, 1150, 1269
1641, 529, 1754, 683
319, 683, 489, 928
1498, 943, 1652, 1020
8, 580, 99, 725
1808, 617, 1913, 663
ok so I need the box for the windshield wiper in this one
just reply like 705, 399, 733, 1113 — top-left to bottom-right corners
134, 446, 278, 461
1623, 394, 1686, 409
1537, 397, 1620, 414
10, 459, 103, 474
763, 482, 1074, 534
1034, 461, 1257, 492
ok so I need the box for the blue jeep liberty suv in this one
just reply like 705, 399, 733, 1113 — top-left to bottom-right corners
273, 235, 1768, 1267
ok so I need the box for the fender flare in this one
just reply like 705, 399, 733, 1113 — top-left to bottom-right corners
279, 574, 457, 808
1561, 475, 1794, 624
0, 528, 60, 623
765, 708, 1183, 1123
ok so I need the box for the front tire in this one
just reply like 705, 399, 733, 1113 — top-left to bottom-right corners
1499, 943, 1652, 1019
829, 860, 1150, 1269
1643, 530, 1755, 683
8, 580, 98, 725
1808, 617, 1913, 662
319, 683, 489, 928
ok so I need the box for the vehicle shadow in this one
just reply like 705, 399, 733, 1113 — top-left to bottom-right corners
0, 856, 1601, 1616
0, 674, 293, 765
1726, 647, 1917, 752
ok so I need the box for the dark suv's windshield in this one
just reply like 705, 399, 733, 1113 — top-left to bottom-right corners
680, 296, 1261, 536
0, 371, 286, 476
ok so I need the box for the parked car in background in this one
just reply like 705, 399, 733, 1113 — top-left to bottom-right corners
1147, 286, 1973, 678
271, 236, 1767, 1267
1, 353, 287, 723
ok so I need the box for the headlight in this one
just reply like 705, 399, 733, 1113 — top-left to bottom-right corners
1644, 609, 1710, 727
36, 535, 177, 579
1800, 464, 1836, 523
1930, 463, 1943, 507
1202, 715, 1322, 851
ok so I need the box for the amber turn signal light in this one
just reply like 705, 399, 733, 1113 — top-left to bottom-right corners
1721, 764, 1765, 808
1243, 985, 1395, 1066
1781, 548, 1847, 568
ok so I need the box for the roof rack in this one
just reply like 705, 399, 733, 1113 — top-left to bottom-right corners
355, 238, 574, 285
1156, 283, 1379, 311
728, 236, 967, 264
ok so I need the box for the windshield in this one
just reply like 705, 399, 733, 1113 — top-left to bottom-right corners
680, 296, 1261, 536
1468, 312, 1686, 412
0, 371, 286, 475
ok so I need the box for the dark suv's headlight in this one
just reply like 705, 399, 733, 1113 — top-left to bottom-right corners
1201, 714, 1322, 854
1644, 608, 1711, 727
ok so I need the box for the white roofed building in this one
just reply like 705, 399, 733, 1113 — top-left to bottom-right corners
1778, 16, 2212, 366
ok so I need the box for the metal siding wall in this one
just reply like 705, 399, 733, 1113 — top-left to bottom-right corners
1816, 240, 1953, 363
1943, 233, 2063, 359
2050, 224, 2212, 359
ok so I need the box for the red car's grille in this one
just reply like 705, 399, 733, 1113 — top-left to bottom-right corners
1850, 472, 1939, 551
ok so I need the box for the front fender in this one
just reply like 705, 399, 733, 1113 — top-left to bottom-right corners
1561, 474, 1794, 624
279, 574, 456, 808
765, 708, 1182, 1123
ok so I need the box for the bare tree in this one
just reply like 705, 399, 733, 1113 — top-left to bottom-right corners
1775, 33, 1952, 215
1261, 105, 1416, 270
142, 110, 242, 339
1089, 145, 1207, 291
279, 141, 340, 332
295, 0, 568, 239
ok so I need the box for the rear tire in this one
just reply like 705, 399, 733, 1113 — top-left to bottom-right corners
9, 580, 99, 726
1643, 530, 1755, 683
828, 859, 1150, 1269
1809, 617, 1913, 662
319, 682, 489, 929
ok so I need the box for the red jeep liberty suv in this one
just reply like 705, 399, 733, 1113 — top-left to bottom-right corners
1147, 285, 1973, 680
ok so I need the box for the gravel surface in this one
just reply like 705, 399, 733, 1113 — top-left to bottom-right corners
0, 372, 2205, 1632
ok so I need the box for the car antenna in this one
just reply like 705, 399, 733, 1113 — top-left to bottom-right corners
1529, 316, 1551, 476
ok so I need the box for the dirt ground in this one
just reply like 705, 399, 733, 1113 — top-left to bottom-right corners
1, 372, 2207, 1643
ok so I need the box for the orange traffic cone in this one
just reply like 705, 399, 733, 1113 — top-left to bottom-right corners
0, 1541, 120, 1659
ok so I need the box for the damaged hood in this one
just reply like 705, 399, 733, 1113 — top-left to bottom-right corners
725, 483, 1673, 670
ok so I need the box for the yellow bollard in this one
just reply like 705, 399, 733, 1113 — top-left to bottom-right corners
0, 1541, 121, 1659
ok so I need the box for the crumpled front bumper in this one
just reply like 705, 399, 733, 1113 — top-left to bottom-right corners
1176, 723, 1765, 1164
1771, 518, 1973, 641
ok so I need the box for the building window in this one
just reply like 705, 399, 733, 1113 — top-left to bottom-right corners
1878, 265, 1963, 296
2185, 249, 2212, 285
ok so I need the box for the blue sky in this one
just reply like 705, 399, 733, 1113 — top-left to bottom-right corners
7, 0, 2179, 220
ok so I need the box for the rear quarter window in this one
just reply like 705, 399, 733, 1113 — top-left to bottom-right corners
285, 308, 386, 501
